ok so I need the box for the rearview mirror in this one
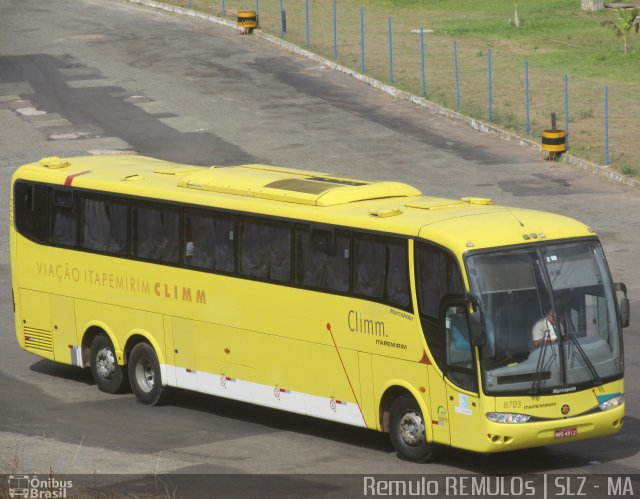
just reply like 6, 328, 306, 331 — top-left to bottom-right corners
467, 293, 486, 346
615, 282, 630, 328
620, 298, 630, 328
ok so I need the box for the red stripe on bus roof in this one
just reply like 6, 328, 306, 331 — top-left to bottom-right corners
65, 170, 92, 186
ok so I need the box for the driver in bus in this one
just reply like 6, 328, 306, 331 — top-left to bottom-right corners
531, 307, 558, 348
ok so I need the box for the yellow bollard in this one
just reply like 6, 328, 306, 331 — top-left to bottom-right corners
237, 11, 258, 34
541, 129, 567, 160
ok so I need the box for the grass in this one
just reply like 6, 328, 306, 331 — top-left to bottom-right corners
619, 161, 639, 177
160, 0, 640, 177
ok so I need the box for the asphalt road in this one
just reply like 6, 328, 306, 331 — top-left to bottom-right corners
1, 0, 639, 493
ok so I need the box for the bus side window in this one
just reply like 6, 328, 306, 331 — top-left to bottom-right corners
133, 202, 180, 264
183, 209, 235, 273
415, 242, 465, 369
238, 218, 291, 283
354, 234, 410, 309
14, 181, 49, 242
81, 194, 128, 255
50, 188, 77, 248
294, 227, 350, 293
415, 243, 464, 318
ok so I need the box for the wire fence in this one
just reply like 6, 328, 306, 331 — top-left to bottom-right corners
170, 0, 639, 176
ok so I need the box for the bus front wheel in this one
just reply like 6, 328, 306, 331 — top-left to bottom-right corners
90, 335, 128, 394
389, 395, 440, 463
128, 343, 169, 406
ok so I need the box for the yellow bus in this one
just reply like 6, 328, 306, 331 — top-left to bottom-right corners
10, 155, 629, 462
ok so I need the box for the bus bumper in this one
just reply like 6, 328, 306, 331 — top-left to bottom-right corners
478, 404, 624, 453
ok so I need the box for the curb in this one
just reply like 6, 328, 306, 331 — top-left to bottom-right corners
126, 0, 639, 189
128, 0, 238, 28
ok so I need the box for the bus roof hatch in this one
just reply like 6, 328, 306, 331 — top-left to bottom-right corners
177, 166, 421, 206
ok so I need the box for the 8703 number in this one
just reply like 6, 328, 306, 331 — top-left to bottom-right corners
502, 400, 522, 410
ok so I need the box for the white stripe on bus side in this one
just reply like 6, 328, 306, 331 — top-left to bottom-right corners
162, 364, 366, 427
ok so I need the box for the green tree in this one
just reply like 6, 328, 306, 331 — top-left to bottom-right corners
601, 7, 640, 55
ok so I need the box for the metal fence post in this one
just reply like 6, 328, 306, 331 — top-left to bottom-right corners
256, 0, 260, 24
525, 61, 530, 135
333, 0, 337, 60
488, 48, 492, 122
280, 0, 285, 38
388, 17, 393, 84
305, 0, 310, 48
564, 74, 569, 150
420, 27, 426, 97
187, 0, 191, 9
604, 86, 610, 166
453, 40, 460, 112
360, 7, 365, 73
221, 0, 225, 17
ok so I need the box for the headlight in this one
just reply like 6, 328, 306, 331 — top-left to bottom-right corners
599, 394, 624, 411
486, 412, 531, 424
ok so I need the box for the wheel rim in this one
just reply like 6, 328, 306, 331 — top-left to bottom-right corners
95, 346, 116, 380
135, 356, 155, 393
398, 410, 425, 447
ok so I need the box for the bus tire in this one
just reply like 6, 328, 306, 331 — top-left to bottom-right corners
90, 335, 128, 394
389, 394, 439, 463
128, 342, 169, 406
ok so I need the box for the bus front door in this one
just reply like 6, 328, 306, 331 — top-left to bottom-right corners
428, 367, 451, 446
443, 303, 480, 449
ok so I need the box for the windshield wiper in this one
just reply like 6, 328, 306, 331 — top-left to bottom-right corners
530, 328, 556, 395
565, 329, 603, 387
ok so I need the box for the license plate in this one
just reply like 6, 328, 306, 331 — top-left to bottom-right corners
554, 427, 577, 439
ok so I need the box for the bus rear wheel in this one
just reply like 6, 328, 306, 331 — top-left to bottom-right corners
389, 395, 440, 463
128, 343, 169, 406
90, 334, 128, 394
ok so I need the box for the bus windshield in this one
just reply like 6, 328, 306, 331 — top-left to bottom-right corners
466, 240, 623, 395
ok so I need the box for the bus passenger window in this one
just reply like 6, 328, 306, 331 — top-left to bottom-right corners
354, 236, 385, 298
295, 227, 350, 293
387, 242, 411, 308
50, 189, 77, 248
133, 202, 180, 264
415, 243, 464, 319
14, 181, 49, 242
238, 219, 291, 283
354, 235, 410, 308
184, 209, 235, 273
81, 195, 128, 255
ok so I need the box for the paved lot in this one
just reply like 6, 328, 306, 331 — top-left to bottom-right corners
0, 0, 639, 490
